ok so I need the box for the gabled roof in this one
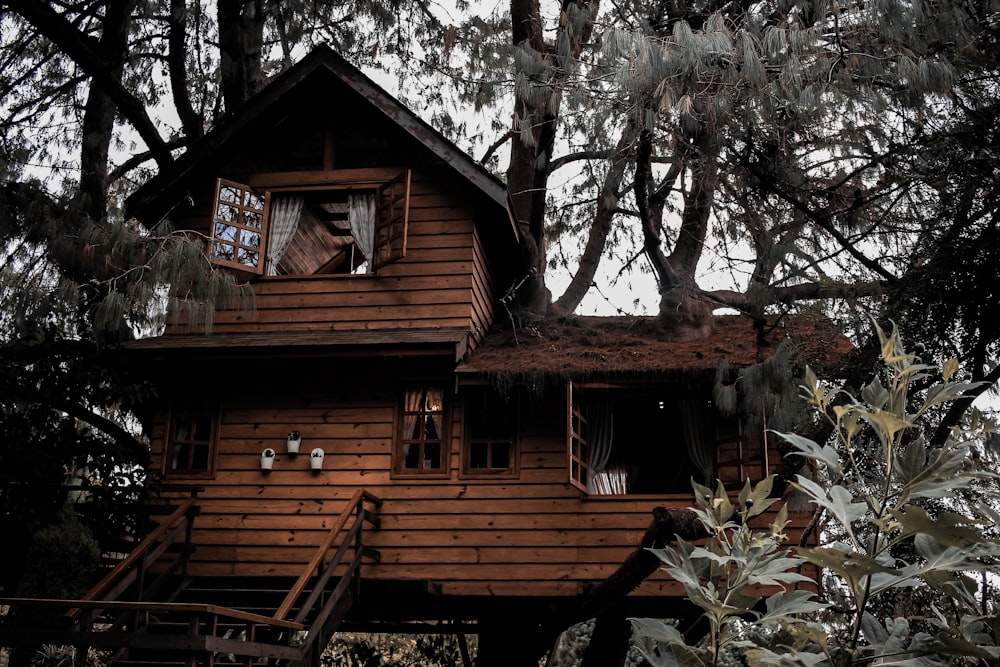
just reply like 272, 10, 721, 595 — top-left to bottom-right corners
125, 45, 517, 244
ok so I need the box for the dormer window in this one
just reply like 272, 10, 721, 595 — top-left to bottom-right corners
209, 170, 410, 276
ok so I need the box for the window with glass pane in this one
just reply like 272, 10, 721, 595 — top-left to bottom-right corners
396, 385, 447, 474
167, 404, 217, 475
463, 387, 516, 477
210, 179, 269, 273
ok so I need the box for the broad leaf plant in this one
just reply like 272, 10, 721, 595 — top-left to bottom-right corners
633, 324, 1000, 666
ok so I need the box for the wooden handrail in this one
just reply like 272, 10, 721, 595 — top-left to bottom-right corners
273, 489, 380, 621
0, 598, 304, 631
77, 498, 197, 606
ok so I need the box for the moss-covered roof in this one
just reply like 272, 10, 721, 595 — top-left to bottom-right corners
457, 315, 850, 383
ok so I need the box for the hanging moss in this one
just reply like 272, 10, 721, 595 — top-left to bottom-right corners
713, 359, 738, 418
737, 338, 802, 435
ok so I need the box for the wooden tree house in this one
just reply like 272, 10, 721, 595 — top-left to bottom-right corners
0, 46, 848, 667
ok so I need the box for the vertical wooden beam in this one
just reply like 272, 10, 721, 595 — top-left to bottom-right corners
323, 117, 336, 170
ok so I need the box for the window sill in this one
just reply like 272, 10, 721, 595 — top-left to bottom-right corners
390, 470, 452, 480
162, 471, 216, 480
258, 273, 378, 280
459, 470, 519, 480
577, 491, 699, 500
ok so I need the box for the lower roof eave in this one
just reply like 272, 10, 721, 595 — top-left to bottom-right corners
124, 328, 471, 363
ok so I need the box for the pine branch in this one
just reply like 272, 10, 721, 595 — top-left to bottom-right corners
1, 0, 174, 169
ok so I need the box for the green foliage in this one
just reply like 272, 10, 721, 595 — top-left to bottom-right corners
324, 632, 475, 667
18, 505, 100, 599
30, 645, 106, 667
633, 476, 822, 666
632, 324, 1000, 666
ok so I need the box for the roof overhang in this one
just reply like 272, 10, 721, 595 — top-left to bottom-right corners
125, 328, 472, 363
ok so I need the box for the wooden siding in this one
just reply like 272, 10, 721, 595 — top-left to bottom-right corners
151, 379, 816, 601
163, 169, 493, 339
468, 223, 496, 351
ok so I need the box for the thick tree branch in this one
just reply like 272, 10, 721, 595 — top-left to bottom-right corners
753, 174, 899, 283
553, 117, 638, 313
929, 362, 1000, 448
706, 280, 887, 311
1, 0, 174, 169
548, 148, 619, 172
667, 132, 719, 279
169, 0, 204, 142
635, 128, 679, 290
573, 506, 706, 624
109, 137, 188, 183
479, 130, 513, 166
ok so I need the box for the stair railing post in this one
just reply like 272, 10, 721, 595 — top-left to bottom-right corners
182, 501, 197, 581
185, 610, 201, 667
353, 498, 364, 600
73, 608, 95, 667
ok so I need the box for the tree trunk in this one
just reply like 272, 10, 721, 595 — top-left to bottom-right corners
633, 128, 716, 338
217, 0, 266, 111
507, 0, 600, 315
78, 0, 134, 222
2, 0, 172, 169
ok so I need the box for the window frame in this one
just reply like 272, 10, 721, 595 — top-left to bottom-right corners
714, 412, 768, 487
209, 169, 410, 278
372, 170, 410, 270
392, 382, 451, 479
566, 382, 763, 497
209, 178, 270, 274
460, 385, 519, 479
163, 401, 219, 478
567, 381, 590, 493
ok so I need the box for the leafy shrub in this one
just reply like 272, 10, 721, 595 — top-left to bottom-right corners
632, 324, 1000, 666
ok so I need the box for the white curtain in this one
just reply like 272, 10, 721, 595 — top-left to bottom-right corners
265, 195, 304, 275
587, 401, 626, 494
680, 400, 715, 486
349, 193, 377, 262
401, 389, 423, 467
424, 387, 443, 441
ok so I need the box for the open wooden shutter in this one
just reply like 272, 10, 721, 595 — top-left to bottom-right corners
372, 169, 410, 270
714, 414, 769, 486
209, 178, 270, 274
567, 381, 590, 493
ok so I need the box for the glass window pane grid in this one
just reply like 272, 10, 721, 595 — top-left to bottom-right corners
168, 408, 214, 474
464, 388, 516, 475
399, 386, 445, 473
211, 180, 266, 270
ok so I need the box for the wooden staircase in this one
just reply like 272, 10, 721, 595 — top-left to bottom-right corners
0, 490, 381, 667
